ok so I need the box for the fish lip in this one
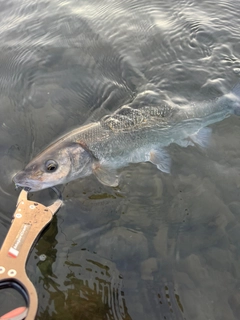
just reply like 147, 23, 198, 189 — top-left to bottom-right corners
14, 182, 32, 192
13, 173, 37, 192
13, 174, 52, 192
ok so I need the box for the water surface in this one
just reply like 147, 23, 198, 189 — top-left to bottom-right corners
0, 0, 240, 319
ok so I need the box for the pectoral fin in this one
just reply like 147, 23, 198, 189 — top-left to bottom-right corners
177, 127, 212, 149
177, 139, 195, 148
189, 127, 212, 148
148, 148, 171, 173
93, 164, 119, 187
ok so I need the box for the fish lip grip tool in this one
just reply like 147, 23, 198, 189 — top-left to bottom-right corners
0, 189, 62, 320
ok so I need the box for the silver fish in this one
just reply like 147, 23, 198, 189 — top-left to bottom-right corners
13, 86, 240, 191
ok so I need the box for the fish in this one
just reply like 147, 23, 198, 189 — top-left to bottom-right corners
13, 86, 240, 192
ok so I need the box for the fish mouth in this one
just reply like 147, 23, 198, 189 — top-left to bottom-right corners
13, 171, 57, 192
14, 179, 33, 192
14, 183, 32, 192
13, 172, 39, 192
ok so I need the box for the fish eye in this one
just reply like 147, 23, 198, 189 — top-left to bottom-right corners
45, 160, 58, 172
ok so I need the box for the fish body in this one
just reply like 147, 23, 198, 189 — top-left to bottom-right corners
13, 87, 240, 191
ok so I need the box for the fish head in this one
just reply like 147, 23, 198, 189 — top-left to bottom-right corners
13, 141, 94, 191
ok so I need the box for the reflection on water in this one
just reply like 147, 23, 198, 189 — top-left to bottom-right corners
0, 0, 240, 319
38, 256, 132, 320
33, 222, 186, 320
34, 221, 132, 320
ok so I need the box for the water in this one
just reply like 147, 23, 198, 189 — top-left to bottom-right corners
0, 0, 240, 319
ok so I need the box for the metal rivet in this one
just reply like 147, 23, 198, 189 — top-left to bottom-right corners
29, 205, 35, 209
39, 254, 47, 261
0, 266, 5, 274
15, 213, 22, 218
8, 269, 17, 277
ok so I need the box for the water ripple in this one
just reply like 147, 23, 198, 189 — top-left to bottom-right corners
1, 0, 240, 319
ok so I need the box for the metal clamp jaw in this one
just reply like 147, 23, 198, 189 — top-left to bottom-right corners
0, 189, 62, 320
